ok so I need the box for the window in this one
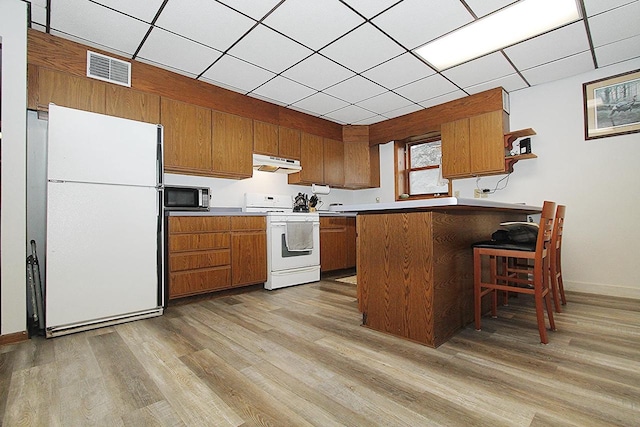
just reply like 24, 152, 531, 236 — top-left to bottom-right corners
395, 134, 451, 200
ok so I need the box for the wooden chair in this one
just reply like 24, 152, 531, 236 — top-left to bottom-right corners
550, 205, 567, 312
472, 201, 556, 344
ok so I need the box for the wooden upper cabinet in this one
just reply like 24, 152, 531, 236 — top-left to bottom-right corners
290, 132, 324, 184
278, 126, 301, 160
442, 110, 506, 179
469, 110, 506, 175
106, 86, 160, 124
323, 138, 344, 187
344, 141, 371, 188
441, 118, 471, 178
253, 120, 279, 156
161, 97, 212, 174
212, 111, 254, 178
37, 68, 106, 114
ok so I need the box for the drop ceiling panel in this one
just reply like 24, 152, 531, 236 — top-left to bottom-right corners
50, 0, 150, 55
442, 52, 515, 89
357, 91, 415, 115
324, 105, 378, 124
394, 74, 460, 104
93, 0, 165, 22
382, 103, 424, 120
582, 0, 636, 16
362, 53, 435, 90
228, 24, 313, 74
372, 0, 473, 50
155, 0, 256, 52
282, 54, 356, 91
251, 76, 317, 106
588, 1, 640, 47
200, 55, 275, 94
419, 90, 467, 109
341, 0, 401, 19
290, 92, 350, 116
263, 0, 364, 51
320, 23, 405, 73
595, 35, 640, 67
323, 75, 387, 104
464, 73, 528, 95
521, 51, 595, 86
504, 22, 591, 71
465, 0, 517, 17
137, 27, 223, 78
217, 0, 282, 20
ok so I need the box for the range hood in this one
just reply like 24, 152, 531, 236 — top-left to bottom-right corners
252, 153, 302, 174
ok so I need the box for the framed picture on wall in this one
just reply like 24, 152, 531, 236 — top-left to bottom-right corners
583, 69, 640, 140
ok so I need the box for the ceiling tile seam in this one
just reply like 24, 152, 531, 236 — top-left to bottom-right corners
214, 0, 285, 24
196, 0, 288, 80
500, 50, 531, 88
577, 0, 598, 68
516, 49, 594, 73
584, 0, 638, 18
337, 0, 402, 22
458, 0, 479, 19
131, 0, 169, 60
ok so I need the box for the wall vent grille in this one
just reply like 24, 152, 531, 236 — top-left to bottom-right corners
86, 51, 131, 87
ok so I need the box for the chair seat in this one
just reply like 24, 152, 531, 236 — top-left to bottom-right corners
472, 240, 536, 252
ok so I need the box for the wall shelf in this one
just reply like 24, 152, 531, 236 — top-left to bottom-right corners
504, 128, 537, 173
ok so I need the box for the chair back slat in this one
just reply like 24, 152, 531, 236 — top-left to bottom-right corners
536, 201, 556, 255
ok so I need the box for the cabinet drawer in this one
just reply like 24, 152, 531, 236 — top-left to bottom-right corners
169, 267, 231, 298
169, 249, 231, 272
169, 232, 230, 251
169, 216, 230, 233
230, 216, 266, 231
320, 216, 348, 229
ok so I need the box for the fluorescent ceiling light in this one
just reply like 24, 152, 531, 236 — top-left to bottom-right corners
414, 0, 581, 71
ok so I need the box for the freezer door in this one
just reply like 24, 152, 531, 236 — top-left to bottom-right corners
47, 105, 160, 186
46, 182, 161, 329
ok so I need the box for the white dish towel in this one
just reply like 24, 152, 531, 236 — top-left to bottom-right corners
285, 222, 314, 251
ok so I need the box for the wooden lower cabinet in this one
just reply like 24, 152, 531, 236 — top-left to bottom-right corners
320, 216, 356, 272
167, 215, 266, 299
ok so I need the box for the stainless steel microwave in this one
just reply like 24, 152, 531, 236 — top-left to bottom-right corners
164, 185, 210, 211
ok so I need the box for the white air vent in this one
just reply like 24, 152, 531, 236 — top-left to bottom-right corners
86, 51, 131, 87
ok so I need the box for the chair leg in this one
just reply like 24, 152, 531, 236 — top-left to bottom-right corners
534, 293, 549, 344
490, 255, 498, 317
544, 291, 556, 332
558, 271, 567, 305
474, 250, 482, 331
550, 258, 562, 313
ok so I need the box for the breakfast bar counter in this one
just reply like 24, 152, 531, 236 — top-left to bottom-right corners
331, 198, 541, 347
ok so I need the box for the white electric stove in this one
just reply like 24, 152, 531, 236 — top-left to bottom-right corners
243, 193, 320, 290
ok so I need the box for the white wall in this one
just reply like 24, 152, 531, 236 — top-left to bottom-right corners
1, 0, 27, 335
454, 58, 640, 299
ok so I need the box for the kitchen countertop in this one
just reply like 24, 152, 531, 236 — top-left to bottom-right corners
327, 197, 541, 214
166, 208, 265, 217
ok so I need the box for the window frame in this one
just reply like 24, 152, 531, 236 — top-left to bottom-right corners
394, 133, 452, 201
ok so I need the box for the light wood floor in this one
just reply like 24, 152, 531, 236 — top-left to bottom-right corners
1, 277, 639, 426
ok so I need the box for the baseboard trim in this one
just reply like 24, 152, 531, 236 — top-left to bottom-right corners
0, 331, 28, 346
565, 280, 640, 300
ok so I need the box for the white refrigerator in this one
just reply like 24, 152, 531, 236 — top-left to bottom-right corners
45, 105, 164, 337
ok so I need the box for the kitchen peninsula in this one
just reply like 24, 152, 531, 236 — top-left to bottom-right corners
330, 198, 541, 347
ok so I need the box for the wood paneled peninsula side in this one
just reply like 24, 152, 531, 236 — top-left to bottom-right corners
331, 198, 541, 348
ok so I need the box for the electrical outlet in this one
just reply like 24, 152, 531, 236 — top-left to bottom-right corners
454, 191, 460, 197
473, 189, 481, 198
481, 191, 488, 198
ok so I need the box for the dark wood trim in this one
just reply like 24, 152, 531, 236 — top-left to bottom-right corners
0, 331, 29, 346
369, 87, 505, 145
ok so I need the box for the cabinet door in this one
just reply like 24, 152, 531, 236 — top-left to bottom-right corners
344, 141, 371, 188
469, 110, 505, 175
212, 111, 254, 178
253, 120, 279, 156
323, 138, 344, 187
231, 232, 267, 286
106, 85, 160, 124
161, 97, 212, 174
38, 68, 106, 114
320, 228, 348, 272
441, 118, 470, 178
278, 126, 301, 159
293, 132, 324, 184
